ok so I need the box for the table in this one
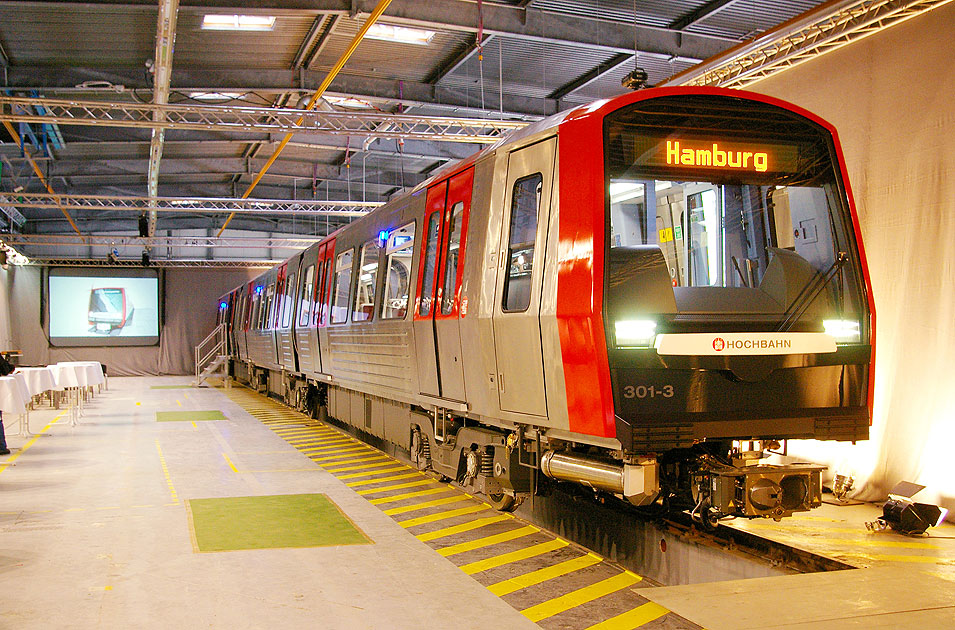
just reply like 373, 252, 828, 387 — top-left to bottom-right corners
53, 362, 102, 426
0, 374, 30, 438
15, 366, 57, 399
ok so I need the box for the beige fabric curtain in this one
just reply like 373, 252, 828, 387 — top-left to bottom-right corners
9, 266, 256, 376
753, 4, 955, 515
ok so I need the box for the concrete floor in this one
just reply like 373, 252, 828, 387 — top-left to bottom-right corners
0, 377, 539, 629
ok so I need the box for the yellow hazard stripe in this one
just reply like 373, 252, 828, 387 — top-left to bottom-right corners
347, 471, 424, 487
521, 572, 643, 622
460, 538, 568, 575
488, 553, 604, 596
322, 455, 392, 471
311, 447, 376, 461
416, 515, 512, 542
437, 525, 538, 557
582, 602, 670, 630
337, 465, 409, 480
326, 459, 398, 474
383, 495, 471, 516
357, 479, 436, 495
369, 487, 452, 505
398, 503, 490, 527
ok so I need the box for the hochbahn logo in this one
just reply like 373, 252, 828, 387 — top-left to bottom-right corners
712, 337, 793, 351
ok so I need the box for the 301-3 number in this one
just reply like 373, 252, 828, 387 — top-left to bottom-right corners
622, 385, 674, 399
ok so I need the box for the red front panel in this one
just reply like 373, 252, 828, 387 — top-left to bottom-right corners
556, 119, 615, 438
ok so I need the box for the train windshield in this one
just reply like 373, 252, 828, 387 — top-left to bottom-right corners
89, 288, 124, 314
604, 95, 866, 340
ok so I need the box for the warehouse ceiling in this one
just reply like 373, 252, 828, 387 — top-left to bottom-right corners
0, 0, 940, 265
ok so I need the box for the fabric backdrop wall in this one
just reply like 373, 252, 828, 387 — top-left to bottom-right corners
8, 266, 257, 376
752, 4, 954, 513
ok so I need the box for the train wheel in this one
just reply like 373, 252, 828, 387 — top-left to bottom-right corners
486, 491, 516, 512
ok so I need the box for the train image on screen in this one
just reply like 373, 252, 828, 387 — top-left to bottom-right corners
215, 87, 874, 526
88, 287, 133, 333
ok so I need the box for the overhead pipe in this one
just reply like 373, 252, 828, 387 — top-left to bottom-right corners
147, 0, 180, 241
217, 0, 393, 237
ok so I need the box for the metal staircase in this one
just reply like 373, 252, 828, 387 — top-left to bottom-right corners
193, 323, 229, 387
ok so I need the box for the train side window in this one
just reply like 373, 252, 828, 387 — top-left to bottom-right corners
353, 240, 380, 323
282, 273, 296, 328
503, 173, 542, 313
263, 283, 275, 329
440, 202, 464, 315
298, 265, 315, 327
382, 222, 416, 319
418, 212, 441, 317
248, 291, 259, 329
330, 249, 354, 324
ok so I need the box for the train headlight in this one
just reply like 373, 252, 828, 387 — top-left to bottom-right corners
823, 319, 861, 343
615, 319, 657, 347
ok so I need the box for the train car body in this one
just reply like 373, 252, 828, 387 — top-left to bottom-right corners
218, 87, 874, 523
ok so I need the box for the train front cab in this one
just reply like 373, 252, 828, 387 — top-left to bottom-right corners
555, 88, 874, 521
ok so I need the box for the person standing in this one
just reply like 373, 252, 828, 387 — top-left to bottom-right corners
0, 352, 13, 455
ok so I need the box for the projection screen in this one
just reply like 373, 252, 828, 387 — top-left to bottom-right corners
47, 268, 161, 346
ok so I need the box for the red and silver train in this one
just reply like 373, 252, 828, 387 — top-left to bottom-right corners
217, 86, 874, 524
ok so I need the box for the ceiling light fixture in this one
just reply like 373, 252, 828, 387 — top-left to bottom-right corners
201, 15, 276, 31
365, 23, 435, 45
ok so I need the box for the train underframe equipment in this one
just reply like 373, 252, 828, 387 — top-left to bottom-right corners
215, 87, 874, 526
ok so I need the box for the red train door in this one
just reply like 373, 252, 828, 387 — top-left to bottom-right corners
414, 168, 473, 401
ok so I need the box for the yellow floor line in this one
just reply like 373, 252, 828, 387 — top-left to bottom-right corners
437, 525, 539, 557
289, 437, 354, 450
299, 439, 359, 450
310, 446, 373, 460
398, 504, 490, 528
383, 495, 472, 516
346, 471, 422, 486
582, 602, 670, 630
416, 515, 513, 542
154, 439, 178, 503
1, 412, 67, 474
357, 479, 436, 495
326, 459, 398, 474
839, 552, 950, 564
221, 452, 238, 473
460, 538, 569, 575
322, 455, 392, 471
369, 486, 452, 505
337, 465, 409, 480
488, 553, 603, 596
520, 572, 643, 622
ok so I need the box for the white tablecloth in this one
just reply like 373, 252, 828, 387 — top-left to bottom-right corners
74, 362, 106, 387
0, 375, 27, 414
14, 367, 57, 397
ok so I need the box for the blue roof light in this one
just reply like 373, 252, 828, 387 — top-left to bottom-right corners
378, 230, 388, 247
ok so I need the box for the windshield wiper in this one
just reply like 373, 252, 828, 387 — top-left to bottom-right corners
775, 252, 848, 332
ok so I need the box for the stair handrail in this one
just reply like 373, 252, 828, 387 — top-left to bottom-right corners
194, 322, 227, 385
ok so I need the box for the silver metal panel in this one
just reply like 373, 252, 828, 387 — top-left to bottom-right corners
276, 330, 295, 371
492, 137, 556, 417
539, 150, 569, 431
326, 323, 415, 393
457, 155, 502, 419
434, 316, 466, 401
246, 330, 278, 368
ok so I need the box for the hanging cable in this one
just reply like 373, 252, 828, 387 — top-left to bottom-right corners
216, 0, 393, 236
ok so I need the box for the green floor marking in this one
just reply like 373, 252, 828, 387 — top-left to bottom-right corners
187, 493, 371, 552
156, 410, 227, 422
